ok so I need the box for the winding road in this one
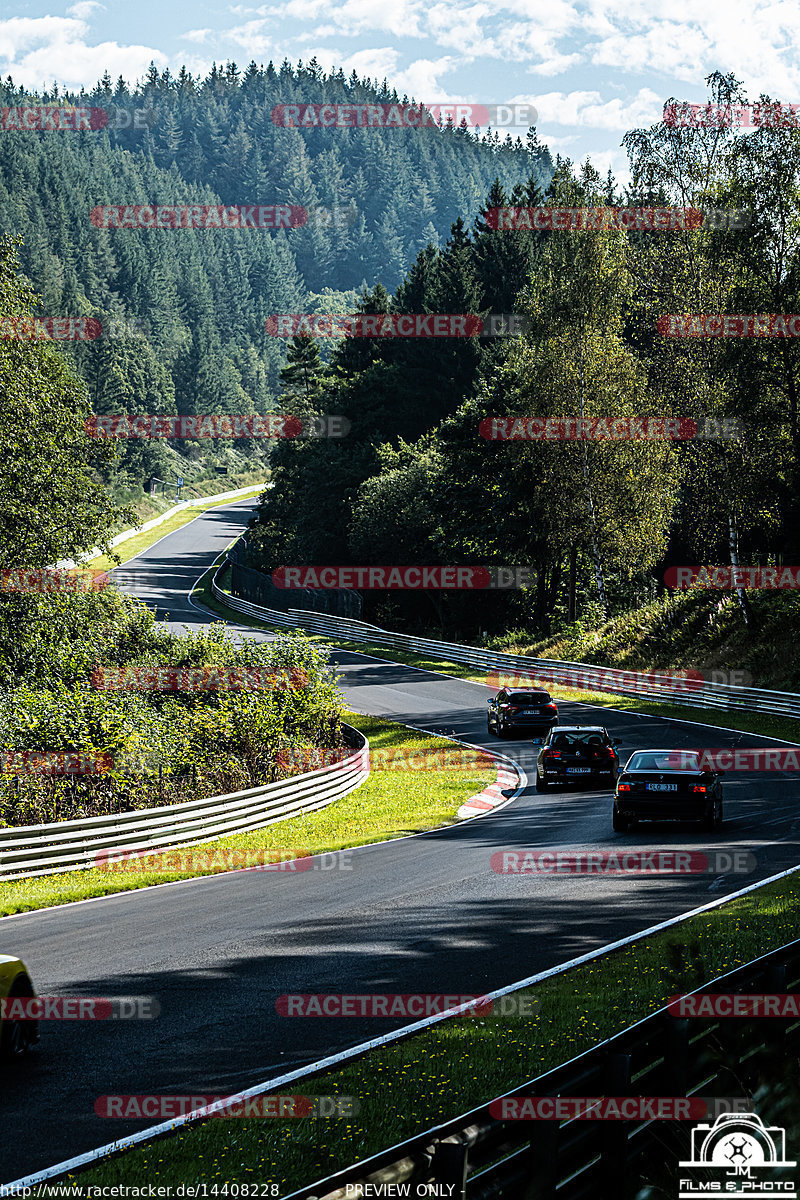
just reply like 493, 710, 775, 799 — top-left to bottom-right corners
2, 498, 798, 1181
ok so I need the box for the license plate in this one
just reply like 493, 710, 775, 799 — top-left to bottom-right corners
646, 782, 678, 792
520, 709, 540, 715
567, 767, 592, 774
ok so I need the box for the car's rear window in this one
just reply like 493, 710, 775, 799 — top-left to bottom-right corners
627, 751, 700, 771
549, 731, 606, 748
510, 692, 550, 703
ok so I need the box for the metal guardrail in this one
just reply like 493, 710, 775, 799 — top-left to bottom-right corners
212, 568, 800, 720
288, 939, 800, 1200
0, 726, 368, 881
12, 865, 800, 1190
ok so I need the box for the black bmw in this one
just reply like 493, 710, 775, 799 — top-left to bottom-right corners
613, 749, 724, 832
535, 725, 620, 790
487, 688, 558, 738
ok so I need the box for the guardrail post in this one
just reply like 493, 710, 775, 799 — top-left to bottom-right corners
600, 1052, 631, 1197
764, 962, 788, 1058
431, 1134, 469, 1197
663, 1016, 689, 1094
521, 1119, 559, 1198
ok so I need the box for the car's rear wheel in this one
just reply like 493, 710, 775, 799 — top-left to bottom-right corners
497, 721, 508, 739
612, 807, 628, 832
1, 976, 37, 1060
536, 772, 549, 792
702, 798, 723, 831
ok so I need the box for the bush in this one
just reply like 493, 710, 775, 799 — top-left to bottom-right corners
0, 613, 346, 826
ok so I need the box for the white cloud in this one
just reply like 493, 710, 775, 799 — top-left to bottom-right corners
529, 52, 582, 77
0, 16, 168, 90
532, 88, 663, 131
224, 18, 276, 56
67, 1, 104, 18
182, 29, 214, 44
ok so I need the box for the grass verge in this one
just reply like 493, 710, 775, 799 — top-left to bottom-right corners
88, 485, 266, 572
65, 868, 800, 1193
0, 713, 496, 918
204, 574, 800, 746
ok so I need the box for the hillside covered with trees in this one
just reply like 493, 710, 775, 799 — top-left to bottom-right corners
247, 73, 800, 650
0, 61, 551, 507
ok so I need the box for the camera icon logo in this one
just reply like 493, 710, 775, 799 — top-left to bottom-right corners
681, 1112, 795, 1173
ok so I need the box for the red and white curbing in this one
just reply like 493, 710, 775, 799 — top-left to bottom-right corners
458, 756, 522, 818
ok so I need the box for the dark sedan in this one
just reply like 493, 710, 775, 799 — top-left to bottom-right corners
487, 688, 558, 738
535, 725, 620, 791
613, 749, 724, 832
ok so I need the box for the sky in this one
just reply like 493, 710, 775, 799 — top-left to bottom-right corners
2, 0, 799, 183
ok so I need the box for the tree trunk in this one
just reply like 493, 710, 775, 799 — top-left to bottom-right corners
578, 352, 608, 617
568, 546, 578, 622
728, 511, 754, 628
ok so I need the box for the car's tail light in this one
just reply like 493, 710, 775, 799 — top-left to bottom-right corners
508, 705, 521, 714
600, 746, 615, 758
617, 783, 631, 791
543, 750, 561, 760
544, 703, 557, 712
690, 784, 707, 793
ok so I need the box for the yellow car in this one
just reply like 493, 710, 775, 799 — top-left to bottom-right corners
0, 955, 38, 1059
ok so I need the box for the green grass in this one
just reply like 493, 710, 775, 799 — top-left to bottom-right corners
0, 713, 495, 917
65, 867, 800, 1193
501, 589, 800, 694
198, 577, 800, 746
22, 568, 798, 1190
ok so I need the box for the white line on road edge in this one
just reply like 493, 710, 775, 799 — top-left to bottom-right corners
55, 484, 267, 570
9, 567, 791, 1181
8, 854, 800, 1189
0, 725, 526, 924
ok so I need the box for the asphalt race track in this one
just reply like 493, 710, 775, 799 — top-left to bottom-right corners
2, 499, 798, 1180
